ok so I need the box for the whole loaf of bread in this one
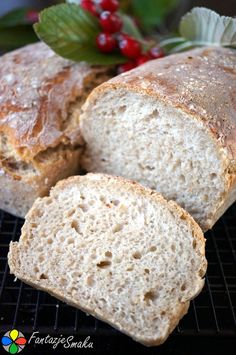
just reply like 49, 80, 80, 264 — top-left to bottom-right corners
80, 47, 236, 231
0, 42, 111, 218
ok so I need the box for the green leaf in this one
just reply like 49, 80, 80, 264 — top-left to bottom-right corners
179, 7, 236, 47
0, 8, 30, 28
132, 0, 179, 31
121, 14, 143, 40
0, 26, 38, 49
34, 4, 126, 65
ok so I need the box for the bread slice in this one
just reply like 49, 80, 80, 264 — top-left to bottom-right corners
80, 47, 236, 231
0, 42, 112, 218
8, 173, 207, 346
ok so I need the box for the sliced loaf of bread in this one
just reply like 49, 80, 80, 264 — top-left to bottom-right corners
8, 173, 207, 346
80, 47, 236, 231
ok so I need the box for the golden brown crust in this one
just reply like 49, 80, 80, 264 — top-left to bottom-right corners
0, 42, 109, 161
0, 42, 112, 217
89, 47, 236, 164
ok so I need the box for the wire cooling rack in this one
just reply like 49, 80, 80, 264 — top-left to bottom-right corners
0, 205, 236, 341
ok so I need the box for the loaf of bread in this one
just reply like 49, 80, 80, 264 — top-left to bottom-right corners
0, 42, 111, 218
80, 47, 236, 231
8, 173, 207, 346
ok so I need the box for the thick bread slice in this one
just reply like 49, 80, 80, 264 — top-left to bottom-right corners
8, 173, 207, 346
80, 47, 236, 231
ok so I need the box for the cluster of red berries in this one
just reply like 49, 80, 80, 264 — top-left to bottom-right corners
80, 0, 164, 73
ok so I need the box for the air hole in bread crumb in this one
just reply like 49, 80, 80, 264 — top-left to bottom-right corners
149, 246, 157, 252
112, 224, 123, 233
105, 251, 112, 258
210, 173, 217, 180
60, 278, 67, 286
45, 198, 53, 205
161, 311, 166, 316
71, 220, 80, 234
99, 298, 107, 306
87, 276, 95, 286
34, 266, 39, 273
181, 283, 186, 291
171, 244, 176, 252
118, 105, 126, 113
146, 165, 155, 171
148, 109, 159, 119
78, 204, 88, 212
127, 266, 134, 271
67, 238, 74, 245
144, 291, 159, 303
133, 251, 142, 259
97, 260, 111, 268
179, 174, 186, 183
47, 238, 53, 244
100, 196, 106, 203
144, 268, 150, 274
67, 209, 76, 217
111, 199, 120, 206
34, 209, 43, 218
193, 240, 197, 249
38, 255, 45, 262
39, 273, 48, 280
199, 268, 205, 277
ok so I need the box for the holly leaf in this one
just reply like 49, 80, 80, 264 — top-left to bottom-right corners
180, 7, 236, 47
132, 0, 179, 31
34, 4, 126, 65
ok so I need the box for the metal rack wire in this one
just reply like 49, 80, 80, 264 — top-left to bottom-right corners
0, 205, 236, 338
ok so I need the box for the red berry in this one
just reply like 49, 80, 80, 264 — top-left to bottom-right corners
96, 32, 116, 53
26, 9, 39, 23
100, 11, 122, 33
149, 46, 164, 59
98, 0, 119, 12
118, 34, 142, 59
136, 54, 150, 66
81, 0, 98, 17
117, 62, 136, 74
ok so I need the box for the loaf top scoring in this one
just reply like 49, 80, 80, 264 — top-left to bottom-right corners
96, 47, 236, 162
0, 42, 97, 161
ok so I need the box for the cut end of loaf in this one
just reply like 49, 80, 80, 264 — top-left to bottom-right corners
8, 173, 207, 346
80, 84, 232, 231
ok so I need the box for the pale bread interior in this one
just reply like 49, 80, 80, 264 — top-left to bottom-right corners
8, 174, 207, 346
81, 88, 230, 230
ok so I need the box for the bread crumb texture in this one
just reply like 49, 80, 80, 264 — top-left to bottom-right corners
80, 47, 236, 231
8, 174, 207, 346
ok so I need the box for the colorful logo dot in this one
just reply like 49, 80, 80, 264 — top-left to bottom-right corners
1, 329, 27, 354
